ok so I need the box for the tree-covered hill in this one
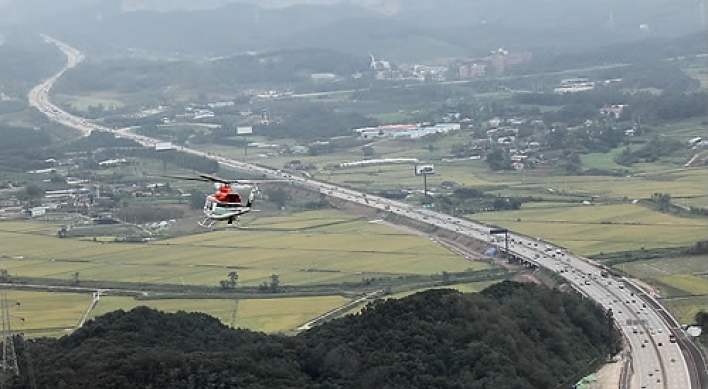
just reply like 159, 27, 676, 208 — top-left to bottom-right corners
0, 37, 66, 96
52, 48, 369, 96
11, 282, 619, 389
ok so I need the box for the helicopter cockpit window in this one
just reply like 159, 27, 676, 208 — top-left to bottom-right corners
216, 202, 243, 208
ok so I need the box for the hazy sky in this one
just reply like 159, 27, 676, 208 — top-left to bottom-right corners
0, 0, 402, 12
119, 0, 401, 12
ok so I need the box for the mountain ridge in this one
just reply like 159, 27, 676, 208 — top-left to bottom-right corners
1, 0, 704, 61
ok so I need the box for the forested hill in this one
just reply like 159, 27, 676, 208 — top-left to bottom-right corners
11, 282, 619, 389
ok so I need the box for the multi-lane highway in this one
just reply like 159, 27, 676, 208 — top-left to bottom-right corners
30, 36, 704, 389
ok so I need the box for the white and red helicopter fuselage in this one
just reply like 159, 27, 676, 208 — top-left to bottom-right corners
202, 184, 256, 226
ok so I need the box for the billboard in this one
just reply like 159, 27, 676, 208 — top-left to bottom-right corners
237, 126, 253, 135
155, 142, 173, 151
415, 164, 435, 176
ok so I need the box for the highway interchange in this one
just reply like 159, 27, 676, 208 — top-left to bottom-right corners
27, 36, 705, 389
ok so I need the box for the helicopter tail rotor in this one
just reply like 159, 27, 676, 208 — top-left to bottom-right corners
246, 185, 260, 208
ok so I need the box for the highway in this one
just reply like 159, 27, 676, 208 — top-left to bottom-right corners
30, 36, 704, 389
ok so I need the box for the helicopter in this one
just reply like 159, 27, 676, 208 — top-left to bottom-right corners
165, 173, 275, 228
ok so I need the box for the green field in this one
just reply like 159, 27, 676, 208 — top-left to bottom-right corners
369, 112, 415, 124
0, 210, 490, 334
660, 297, 708, 324
619, 255, 708, 279
472, 204, 708, 255
1, 291, 351, 336
581, 149, 631, 171
0, 212, 486, 287
90, 295, 350, 333
618, 254, 708, 297
613, 254, 708, 324
337, 280, 501, 317
685, 67, 708, 90
656, 275, 708, 296
54, 92, 126, 112
389, 280, 499, 299
0, 291, 91, 337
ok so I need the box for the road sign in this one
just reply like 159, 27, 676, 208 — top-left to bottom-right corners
625, 319, 647, 326
415, 164, 435, 176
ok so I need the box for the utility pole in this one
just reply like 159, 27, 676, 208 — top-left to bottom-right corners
606, 308, 614, 360
19, 338, 36, 389
231, 299, 239, 329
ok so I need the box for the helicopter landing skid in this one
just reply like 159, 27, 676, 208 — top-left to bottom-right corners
198, 218, 216, 228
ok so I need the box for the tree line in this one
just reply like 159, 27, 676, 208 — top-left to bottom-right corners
254, 105, 378, 140
514, 88, 707, 126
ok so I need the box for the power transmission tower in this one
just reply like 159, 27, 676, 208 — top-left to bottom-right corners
230, 299, 239, 329
0, 291, 19, 380
20, 339, 36, 389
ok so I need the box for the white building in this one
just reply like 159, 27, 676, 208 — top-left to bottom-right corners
339, 158, 419, 168
554, 78, 595, 94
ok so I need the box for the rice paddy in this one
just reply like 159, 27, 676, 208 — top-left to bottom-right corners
89, 295, 350, 334
0, 210, 490, 334
472, 203, 708, 255
614, 254, 708, 324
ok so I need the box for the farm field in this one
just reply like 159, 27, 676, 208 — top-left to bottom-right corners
333, 280, 502, 317
684, 67, 708, 89
89, 295, 350, 333
494, 168, 708, 200
617, 254, 708, 297
618, 255, 708, 280
389, 280, 499, 299
0, 211, 483, 287
613, 255, 708, 324
581, 149, 630, 171
471, 204, 708, 255
0, 290, 353, 336
0, 290, 91, 337
660, 297, 708, 325
221, 148, 707, 206
0, 210, 492, 335
54, 92, 126, 112
656, 275, 708, 296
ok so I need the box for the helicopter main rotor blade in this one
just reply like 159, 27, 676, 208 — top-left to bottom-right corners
152, 173, 290, 185
198, 173, 235, 184
161, 176, 210, 182
232, 179, 291, 184
153, 173, 232, 184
